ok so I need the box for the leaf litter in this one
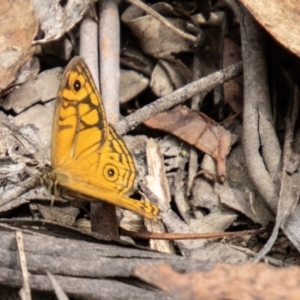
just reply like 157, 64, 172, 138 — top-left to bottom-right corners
0, 0, 300, 298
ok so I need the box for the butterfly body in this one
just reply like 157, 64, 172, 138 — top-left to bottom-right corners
45, 57, 159, 220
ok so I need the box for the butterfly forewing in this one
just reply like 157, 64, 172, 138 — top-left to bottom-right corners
49, 56, 159, 220
51, 57, 108, 168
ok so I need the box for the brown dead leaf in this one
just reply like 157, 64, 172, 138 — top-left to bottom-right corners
0, 0, 38, 91
240, 0, 300, 58
134, 263, 300, 300
144, 105, 237, 180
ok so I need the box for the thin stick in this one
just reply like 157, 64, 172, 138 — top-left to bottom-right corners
0, 176, 39, 208
91, 0, 121, 239
120, 227, 266, 240
47, 271, 69, 300
16, 231, 31, 300
115, 62, 243, 135
187, 51, 202, 196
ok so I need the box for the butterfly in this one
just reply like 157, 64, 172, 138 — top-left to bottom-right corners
42, 56, 159, 221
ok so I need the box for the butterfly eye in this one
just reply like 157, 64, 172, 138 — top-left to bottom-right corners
74, 80, 81, 91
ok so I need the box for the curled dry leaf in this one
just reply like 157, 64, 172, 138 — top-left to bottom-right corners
121, 5, 194, 58
120, 69, 149, 104
0, 0, 38, 91
144, 105, 237, 180
134, 263, 300, 300
121, 45, 155, 77
240, 0, 300, 58
31, 0, 92, 44
151, 59, 192, 97
191, 11, 226, 27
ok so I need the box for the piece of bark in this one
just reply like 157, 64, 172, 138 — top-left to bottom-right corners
145, 138, 174, 254
0, 226, 213, 298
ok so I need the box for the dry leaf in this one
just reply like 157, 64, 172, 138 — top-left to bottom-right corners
2, 67, 63, 114
31, 0, 92, 43
144, 105, 237, 179
14, 101, 55, 153
0, 0, 38, 91
151, 59, 192, 97
120, 69, 149, 104
13, 57, 40, 86
30, 203, 80, 226
121, 45, 154, 77
134, 263, 300, 300
193, 131, 273, 226
121, 5, 194, 58
240, 0, 300, 58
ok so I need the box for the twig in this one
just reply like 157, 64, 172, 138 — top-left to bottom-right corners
187, 52, 203, 196
80, 1, 120, 239
16, 231, 31, 300
120, 227, 266, 240
0, 176, 39, 208
47, 271, 69, 300
80, 17, 99, 90
99, 0, 120, 123
115, 61, 243, 135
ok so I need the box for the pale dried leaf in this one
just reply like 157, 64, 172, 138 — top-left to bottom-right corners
151, 59, 192, 97
30, 203, 80, 226
2, 68, 63, 114
120, 69, 149, 104
14, 101, 56, 157
121, 46, 154, 77
189, 242, 250, 263
122, 5, 194, 58
14, 57, 40, 86
31, 0, 92, 43
0, 0, 38, 90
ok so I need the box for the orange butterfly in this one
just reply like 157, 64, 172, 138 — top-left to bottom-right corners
43, 57, 159, 221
